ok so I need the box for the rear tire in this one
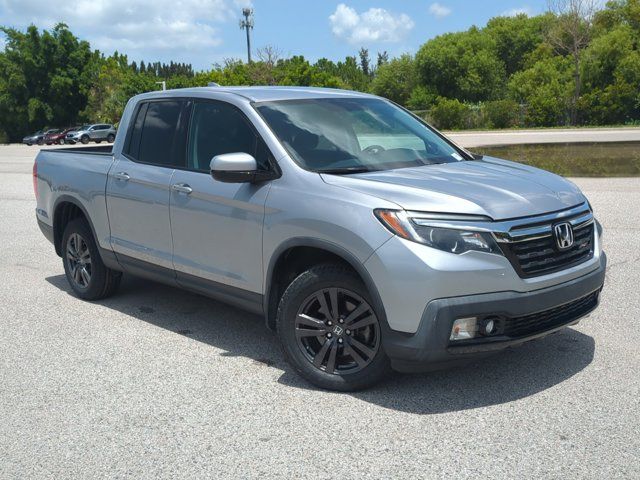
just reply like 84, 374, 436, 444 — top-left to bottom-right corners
62, 218, 121, 300
277, 264, 391, 391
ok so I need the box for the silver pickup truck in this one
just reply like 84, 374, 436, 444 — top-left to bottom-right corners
34, 87, 606, 390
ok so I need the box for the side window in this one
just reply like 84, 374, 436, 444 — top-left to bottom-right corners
126, 100, 186, 167
124, 103, 148, 159
187, 101, 270, 172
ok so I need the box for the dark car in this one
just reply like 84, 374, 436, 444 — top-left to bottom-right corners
45, 128, 77, 145
22, 130, 45, 146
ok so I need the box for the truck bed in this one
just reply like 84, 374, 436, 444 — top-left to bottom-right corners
35, 144, 116, 253
43, 145, 113, 155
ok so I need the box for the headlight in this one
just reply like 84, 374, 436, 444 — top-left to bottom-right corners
374, 209, 502, 255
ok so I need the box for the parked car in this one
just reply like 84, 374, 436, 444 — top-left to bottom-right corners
22, 130, 46, 146
66, 124, 116, 144
33, 87, 606, 391
45, 128, 77, 145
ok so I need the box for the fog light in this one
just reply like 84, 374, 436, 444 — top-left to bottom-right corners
450, 317, 478, 341
479, 318, 496, 336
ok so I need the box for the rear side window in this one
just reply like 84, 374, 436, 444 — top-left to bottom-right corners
125, 100, 187, 168
187, 101, 270, 172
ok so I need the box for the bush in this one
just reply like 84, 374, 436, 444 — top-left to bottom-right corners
428, 97, 471, 130
483, 99, 520, 128
406, 85, 437, 110
0, 131, 8, 144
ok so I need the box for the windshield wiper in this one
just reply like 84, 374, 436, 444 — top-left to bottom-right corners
316, 167, 376, 175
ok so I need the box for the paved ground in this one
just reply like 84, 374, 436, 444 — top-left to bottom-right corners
448, 126, 640, 147
1, 144, 639, 478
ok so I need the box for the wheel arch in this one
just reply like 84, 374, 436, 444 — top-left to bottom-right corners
264, 238, 387, 331
52, 196, 100, 257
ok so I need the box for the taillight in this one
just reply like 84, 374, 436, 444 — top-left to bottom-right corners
33, 161, 38, 200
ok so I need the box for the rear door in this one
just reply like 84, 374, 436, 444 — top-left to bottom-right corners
107, 99, 189, 277
169, 99, 275, 299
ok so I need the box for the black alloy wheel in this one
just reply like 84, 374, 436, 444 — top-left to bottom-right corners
295, 287, 381, 375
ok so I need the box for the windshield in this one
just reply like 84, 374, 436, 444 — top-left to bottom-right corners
256, 97, 468, 173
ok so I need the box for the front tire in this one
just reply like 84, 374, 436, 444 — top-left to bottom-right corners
107, 134, 115, 143
277, 264, 391, 391
80, 135, 90, 144
62, 218, 121, 300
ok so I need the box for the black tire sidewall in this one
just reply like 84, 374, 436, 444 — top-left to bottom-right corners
62, 219, 110, 300
81, 135, 89, 144
277, 265, 390, 391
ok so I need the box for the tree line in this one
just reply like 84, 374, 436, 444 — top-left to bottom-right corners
1, 0, 639, 142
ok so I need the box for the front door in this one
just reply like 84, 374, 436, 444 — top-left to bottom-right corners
107, 99, 188, 276
170, 99, 275, 301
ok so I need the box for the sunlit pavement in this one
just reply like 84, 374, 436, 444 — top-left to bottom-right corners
1, 145, 638, 478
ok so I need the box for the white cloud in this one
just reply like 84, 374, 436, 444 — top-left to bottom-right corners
0, 0, 236, 65
329, 3, 414, 45
428, 3, 452, 19
501, 6, 533, 16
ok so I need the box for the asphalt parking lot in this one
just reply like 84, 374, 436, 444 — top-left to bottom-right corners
1, 144, 639, 478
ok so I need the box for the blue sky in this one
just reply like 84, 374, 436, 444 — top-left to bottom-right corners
0, 0, 549, 70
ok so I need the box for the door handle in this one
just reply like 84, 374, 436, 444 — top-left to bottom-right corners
114, 172, 130, 181
171, 183, 193, 194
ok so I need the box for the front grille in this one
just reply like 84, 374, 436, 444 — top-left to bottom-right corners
503, 290, 599, 338
500, 222, 595, 277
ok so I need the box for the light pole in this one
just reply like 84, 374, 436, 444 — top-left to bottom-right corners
239, 8, 254, 63
155, 81, 166, 91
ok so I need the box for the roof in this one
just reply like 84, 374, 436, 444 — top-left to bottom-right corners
141, 86, 376, 103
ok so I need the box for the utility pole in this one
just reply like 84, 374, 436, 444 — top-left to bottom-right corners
239, 8, 254, 63
155, 81, 166, 91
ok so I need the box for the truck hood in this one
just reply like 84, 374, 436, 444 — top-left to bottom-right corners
320, 157, 586, 220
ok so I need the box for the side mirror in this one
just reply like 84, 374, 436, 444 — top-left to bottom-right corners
210, 152, 276, 183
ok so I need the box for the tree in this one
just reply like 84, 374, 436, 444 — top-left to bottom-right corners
508, 55, 573, 126
253, 45, 283, 85
546, 0, 598, 124
485, 13, 553, 75
0, 23, 94, 140
371, 54, 417, 105
359, 48, 371, 76
377, 51, 389, 67
415, 27, 506, 102
332, 56, 370, 91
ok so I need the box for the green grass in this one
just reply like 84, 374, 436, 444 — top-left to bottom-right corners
476, 141, 640, 177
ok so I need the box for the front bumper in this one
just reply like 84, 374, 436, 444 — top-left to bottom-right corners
383, 253, 606, 372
